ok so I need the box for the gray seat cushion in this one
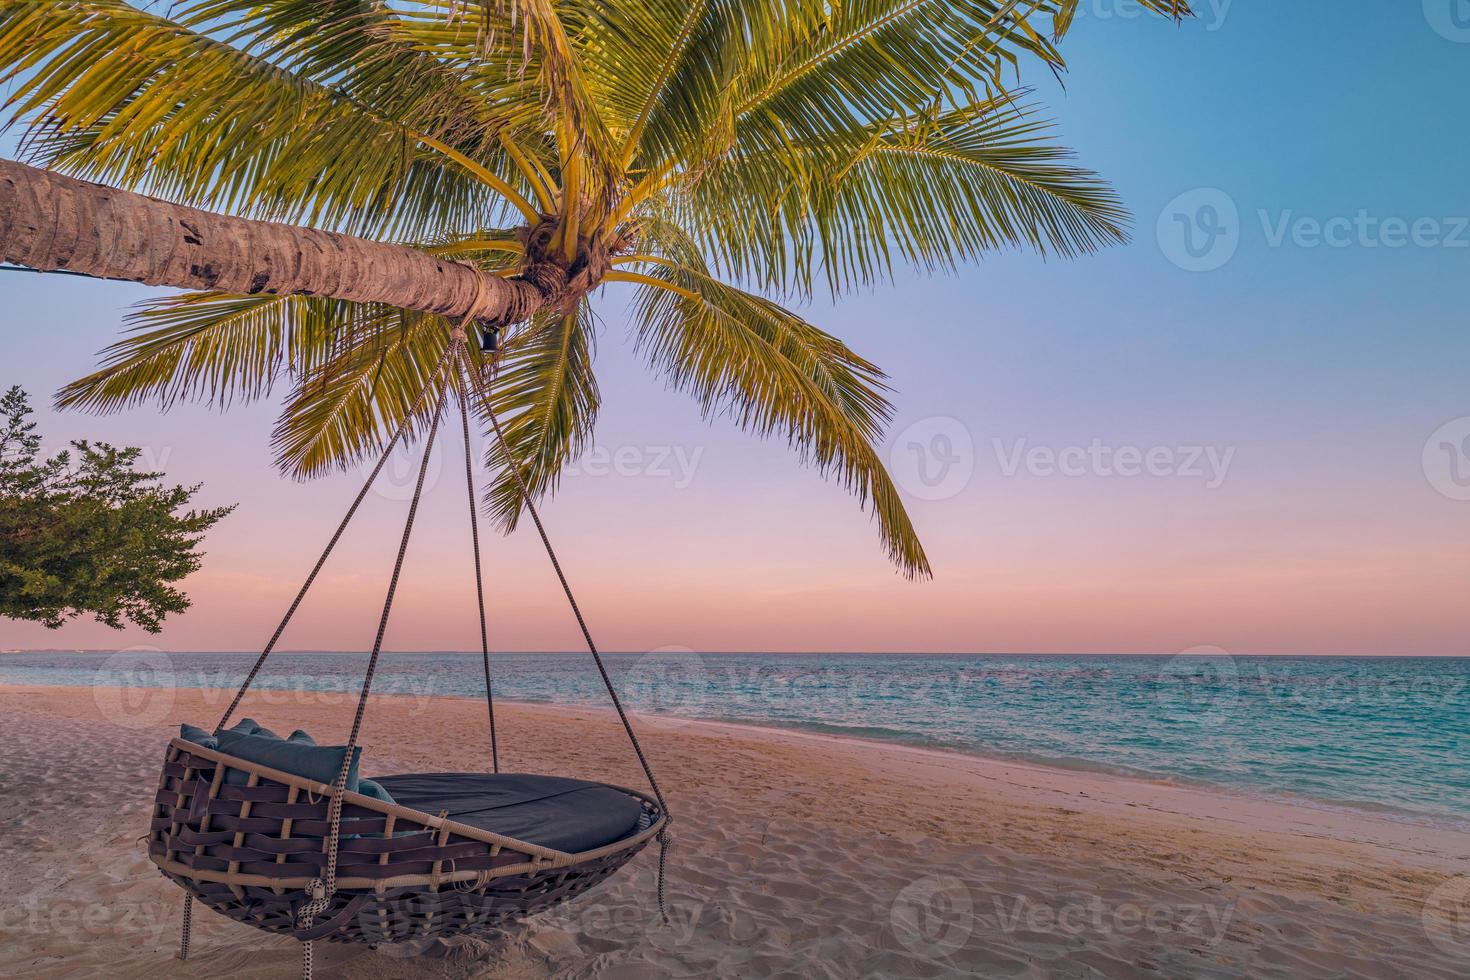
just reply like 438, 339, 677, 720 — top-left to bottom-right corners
373, 772, 645, 853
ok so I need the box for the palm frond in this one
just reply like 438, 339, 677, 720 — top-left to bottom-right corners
0, 0, 538, 235
620, 0, 1059, 195
516, 0, 621, 209
622, 262, 930, 578
12, 0, 1198, 578
55, 293, 353, 412
271, 307, 451, 478
674, 94, 1127, 292
1053, 0, 1191, 38
185, 0, 555, 212
470, 304, 600, 530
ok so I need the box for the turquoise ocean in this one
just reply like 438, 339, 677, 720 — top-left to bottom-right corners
4, 651, 1467, 829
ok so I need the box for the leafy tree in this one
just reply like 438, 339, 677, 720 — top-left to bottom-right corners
0, 1, 1193, 578
0, 386, 233, 631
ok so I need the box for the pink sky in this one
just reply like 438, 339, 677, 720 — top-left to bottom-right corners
3, 274, 1466, 656
5, 8, 1470, 656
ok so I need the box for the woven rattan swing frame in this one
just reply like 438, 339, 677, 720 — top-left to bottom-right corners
148, 328, 672, 976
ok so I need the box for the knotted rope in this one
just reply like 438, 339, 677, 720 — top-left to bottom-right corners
452, 330, 500, 772
177, 893, 192, 961
195, 323, 671, 976
294, 365, 451, 944
214, 345, 457, 735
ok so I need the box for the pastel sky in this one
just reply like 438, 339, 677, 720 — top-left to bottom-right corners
3, 3, 1468, 655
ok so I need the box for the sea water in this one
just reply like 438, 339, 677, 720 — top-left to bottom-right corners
4, 651, 1467, 828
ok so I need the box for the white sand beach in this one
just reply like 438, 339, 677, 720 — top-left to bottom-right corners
1, 684, 1467, 978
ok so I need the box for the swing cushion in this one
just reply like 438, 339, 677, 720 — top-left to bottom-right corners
179, 724, 218, 750
178, 717, 271, 750
374, 773, 645, 853
355, 778, 396, 805
215, 729, 362, 791
228, 717, 279, 739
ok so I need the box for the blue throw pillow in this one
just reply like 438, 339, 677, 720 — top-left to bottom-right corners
287, 729, 316, 745
216, 730, 361, 791
179, 723, 218, 750
355, 778, 395, 806
227, 718, 280, 740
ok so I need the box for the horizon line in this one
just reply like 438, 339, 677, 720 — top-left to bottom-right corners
4, 648, 1467, 659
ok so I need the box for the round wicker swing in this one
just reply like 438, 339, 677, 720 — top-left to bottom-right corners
148, 740, 664, 944
147, 329, 672, 975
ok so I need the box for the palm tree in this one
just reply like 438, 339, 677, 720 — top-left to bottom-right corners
0, 0, 1191, 578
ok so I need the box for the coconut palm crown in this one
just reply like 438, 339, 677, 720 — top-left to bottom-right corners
0, 0, 1192, 578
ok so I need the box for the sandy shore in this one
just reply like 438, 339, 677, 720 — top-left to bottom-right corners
1, 683, 1467, 978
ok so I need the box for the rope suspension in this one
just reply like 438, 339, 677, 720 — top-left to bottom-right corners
204, 321, 674, 964
453, 329, 499, 773
214, 345, 456, 734
177, 893, 192, 961
457, 340, 674, 922
296, 372, 449, 936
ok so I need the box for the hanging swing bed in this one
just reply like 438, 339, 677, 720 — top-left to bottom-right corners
147, 326, 672, 975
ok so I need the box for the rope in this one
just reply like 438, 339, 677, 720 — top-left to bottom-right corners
295, 372, 450, 936
177, 893, 192, 961
453, 338, 499, 773
301, 939, 313, 980
214, 344, 456, 734
204, 326, 672, 938
456, 342, 674, 922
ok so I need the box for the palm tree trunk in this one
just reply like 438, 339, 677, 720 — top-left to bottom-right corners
0, 158, 551, 325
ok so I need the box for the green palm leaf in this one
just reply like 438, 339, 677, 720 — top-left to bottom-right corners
677, 94, 1127, 291
3, 0, 1197, 577
621, 261, 930, 578
470, 304, 601, 530
56, 292, 343, 412
271, 307, 450, 478
0, 0, 539, 235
